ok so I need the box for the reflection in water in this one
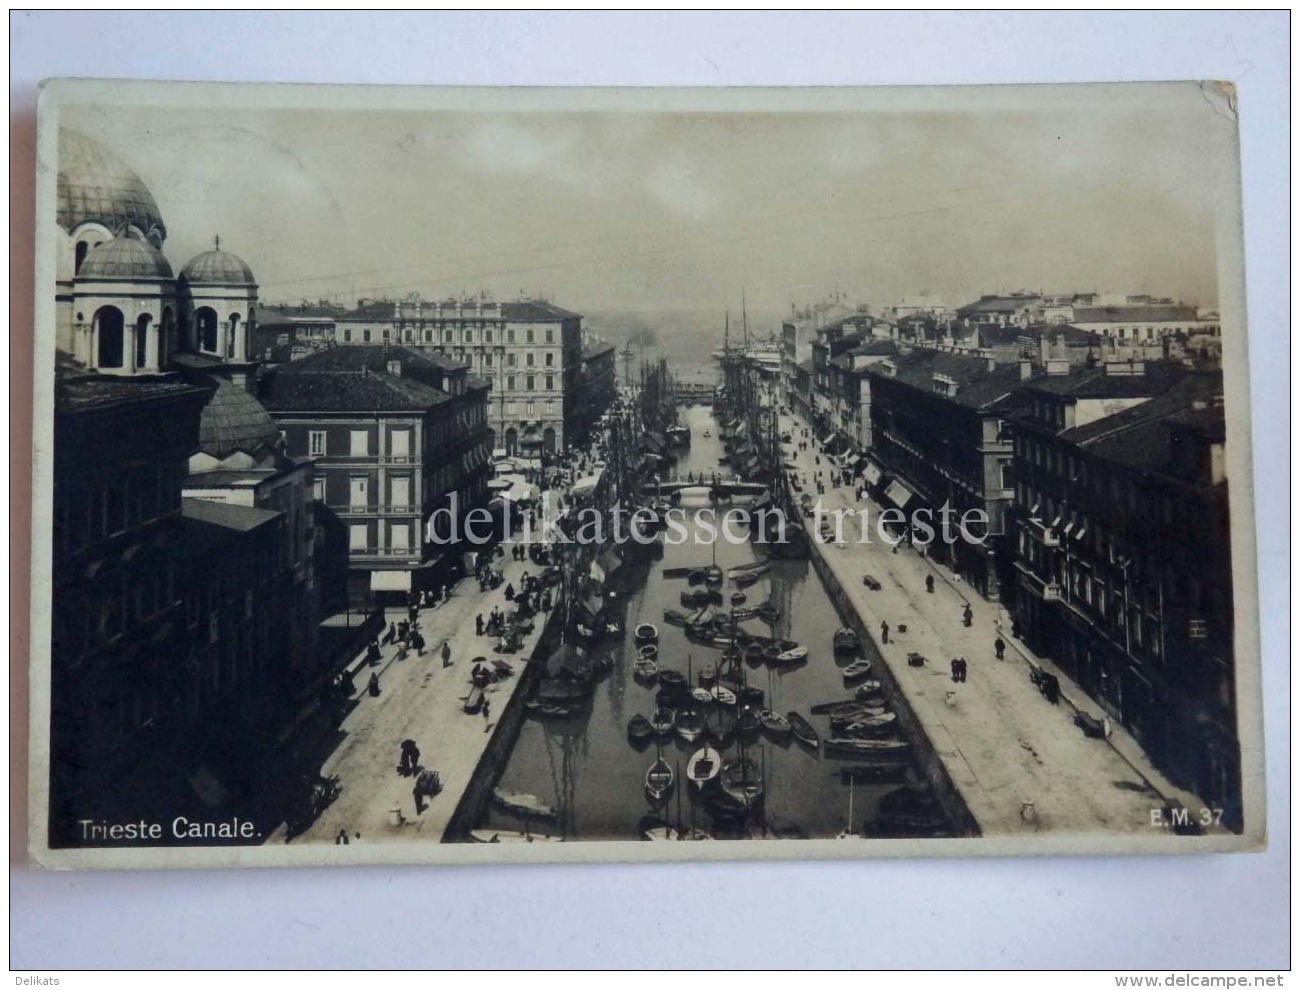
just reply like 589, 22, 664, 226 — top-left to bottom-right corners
483, 404, 949, 841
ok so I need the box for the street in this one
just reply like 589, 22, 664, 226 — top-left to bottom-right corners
779, 408, 1220, 835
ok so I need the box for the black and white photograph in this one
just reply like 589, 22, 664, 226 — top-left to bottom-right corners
28, 77, 1265, 869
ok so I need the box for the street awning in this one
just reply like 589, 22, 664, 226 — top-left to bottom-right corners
371, 570, 412, 592
862, 459, 883, 487
884, 478, 916, 510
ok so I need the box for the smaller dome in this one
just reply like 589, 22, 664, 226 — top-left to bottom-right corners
198, 378, 280, 459
182, 248, 256, 286
79, 230, 174, 280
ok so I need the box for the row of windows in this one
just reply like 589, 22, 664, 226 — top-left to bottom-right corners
54, 461, 186, 557
340, 325, 558, 346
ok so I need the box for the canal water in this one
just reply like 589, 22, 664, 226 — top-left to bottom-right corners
480, 403, 949, 841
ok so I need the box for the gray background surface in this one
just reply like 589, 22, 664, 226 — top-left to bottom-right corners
9, 10, 1289, 970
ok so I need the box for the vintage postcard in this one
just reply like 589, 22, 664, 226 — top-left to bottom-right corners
27, 79, 1265, 869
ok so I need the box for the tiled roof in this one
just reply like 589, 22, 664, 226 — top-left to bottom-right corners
182, 497, 280, 533
851, 340, 900, 357
1061, 372, 1223, 448
1071, 304, 1197, 323
956, 294, 1041, 316
261, 349, 451, 413
501, 300, 582, 321
55, 365, 206, 414
1018, 323, 1101, 345
1019, 360, 1186, 399
870, 349, 1023, 410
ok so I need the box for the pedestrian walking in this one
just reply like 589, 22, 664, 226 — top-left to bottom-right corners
441, 641, 452, 668
335, 829, 350, 845
412, 631, 425, 656
880, 620, 889, 644
381, 623, 396, 645
504, 583, 515, 602
950, 658, 961, 683
962, 603, 973, 628
475, 614, 484, 636
482, 698, 491, 731
994, 636, 1006, 660
957, 657, 969, 683
925, 575, 935, 594
368, 673, 381, 697
367, 640, 381, 666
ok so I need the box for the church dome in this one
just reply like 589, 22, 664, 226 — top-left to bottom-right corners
57, 129, 167, 244
181, 247, 256, 286
198, 377, 280, 459
78, 230, 175, 280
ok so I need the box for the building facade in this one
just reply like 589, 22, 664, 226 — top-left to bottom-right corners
312, 295, 584, 457
261, 345, 493, 605
864, 350, 1024, 600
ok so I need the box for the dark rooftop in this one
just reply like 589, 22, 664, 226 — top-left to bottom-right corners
1019, 360, 1186, 400
501, 300, 582, 322
55, 362, 207, 414
182, 497, 281, 547
1061, 372, 1226, 479
869, 349, 1024, 410
1071, 304, 1197, 324
956, 294, 1041, 316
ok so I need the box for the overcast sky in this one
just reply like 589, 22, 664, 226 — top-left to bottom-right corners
60, 88, 1234, 316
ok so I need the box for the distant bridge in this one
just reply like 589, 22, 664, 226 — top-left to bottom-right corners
639, 479, 770, 500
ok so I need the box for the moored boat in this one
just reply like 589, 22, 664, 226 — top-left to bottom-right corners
704, 706, 736, 745
469, 829, 559, 843
730, 592, 747, 606
758, 709, 791, 739
686, 745, 722, 788
634, 622, 659, 642
842, 658, 873, 681
710, 684, 738, 706
675, 710, 705, 744
736, 707, 761, 738
698, 662, 717, 685
739, 685, 765, 706
690, 686, 715, 706
633, 657, 658, 681
833, 627, 860, 653
854, 680, 885, 701
627, 713, 653, 743
493, 789, 558, 821
638, 643, 659, 661
650, 708, 676, 738
743, 643, 765, 664
787, 711, 819, 748
719, 757, 764, 810
774, 645, 808, 665
658, 669, 687, 693
823, 737, 911, 758
644, 755, 675, 805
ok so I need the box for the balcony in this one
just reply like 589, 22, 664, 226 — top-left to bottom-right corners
1042, 582, 1064, 602
336, 504, 420, 517
1023, 516, 1062, 547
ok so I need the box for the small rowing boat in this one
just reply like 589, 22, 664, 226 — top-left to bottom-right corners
627, 714, 653, 743
833, 627, 859, 653
823, 737, 911, 758
710, 684, 738, 706
774, 645, 808, 665
686, 745, 722, 788
842, 658, 874, 681
638, 643, 659, 661
650, 708, 676, 738
690, 686, 715, 706
634, 622, 659, 642
675, 710, 705, 744
658, 669, 687, 693
633, 657, 658, 681
493, 789, 558, 820
787, 711, 819, 748
644, 755, 675, 805
758, 709, 791, 739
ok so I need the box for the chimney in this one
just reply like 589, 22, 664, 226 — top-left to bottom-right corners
1019, 359, 1034, 380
